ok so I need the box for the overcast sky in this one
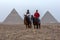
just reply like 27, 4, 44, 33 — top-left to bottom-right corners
0, 0, 60, 22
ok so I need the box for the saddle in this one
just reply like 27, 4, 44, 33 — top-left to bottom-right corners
34, 18, 40, 24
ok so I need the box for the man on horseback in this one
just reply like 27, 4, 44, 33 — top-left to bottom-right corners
24, 10, 30, 18
24, 10, 31, 23
24, 10, 32, 29
33, 10, 40, 29
34, 10, 40, 23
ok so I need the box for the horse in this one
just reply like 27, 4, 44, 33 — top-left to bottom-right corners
31, 15, 41, 29
24, 15, 32, 29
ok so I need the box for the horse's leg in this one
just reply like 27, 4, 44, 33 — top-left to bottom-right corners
39, 23, 40, 29
30, 24, 32, 28
36, 24, 38, 29
27, 24, 29, 28
28, 24, 31, 29
28, 24, 30, 28
27, 22, 30, 29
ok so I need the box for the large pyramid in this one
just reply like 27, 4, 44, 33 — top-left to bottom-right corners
3, 8, 23, 25
41, 11, 58, 25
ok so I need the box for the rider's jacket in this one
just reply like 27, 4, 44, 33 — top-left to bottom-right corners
24, 13, 31, 18
34, 12, 40, 18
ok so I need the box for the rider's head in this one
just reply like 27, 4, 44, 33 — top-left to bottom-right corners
36, 10, 38, 13
27, 10, 29, 14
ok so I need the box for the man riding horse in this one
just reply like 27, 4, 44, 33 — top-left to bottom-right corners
24, 10, 32, 29
33, 10, 40, 29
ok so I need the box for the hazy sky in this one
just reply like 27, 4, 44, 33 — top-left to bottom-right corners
0, 0, 60, 22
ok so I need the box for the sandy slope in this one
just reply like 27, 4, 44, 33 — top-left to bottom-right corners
0, 24, 60, 40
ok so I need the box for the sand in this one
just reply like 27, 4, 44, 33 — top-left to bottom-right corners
0, 24, 60, 40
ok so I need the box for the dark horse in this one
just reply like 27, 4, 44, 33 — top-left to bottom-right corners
31, 15, 40, 29
24, 15, 32, 29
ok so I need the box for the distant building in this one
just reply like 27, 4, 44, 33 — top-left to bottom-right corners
3, 8, 23, 25
41, 11, 58, 25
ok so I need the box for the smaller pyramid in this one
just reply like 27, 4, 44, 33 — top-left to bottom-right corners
3, 8, 23, 25
41, 11, 58, 25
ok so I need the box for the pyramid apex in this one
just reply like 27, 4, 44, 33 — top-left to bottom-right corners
41, 11, 58, 25
3, 8, 23, 25
45, 10, 51, 14
46, 10, 50, 12
44, 10, 52, 14
9, 8, 18, 15
11, 8, 17, 12
43, 10, 53, 17
12, 8, 16, 10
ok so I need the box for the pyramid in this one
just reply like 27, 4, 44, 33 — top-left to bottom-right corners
41, 11, 58, 25
3, 8, 23, 25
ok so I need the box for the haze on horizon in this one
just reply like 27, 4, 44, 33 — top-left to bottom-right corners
0, 0, 60, 22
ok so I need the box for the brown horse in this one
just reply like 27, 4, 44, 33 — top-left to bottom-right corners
24, 15, 32, 29
31, 15, 41, 29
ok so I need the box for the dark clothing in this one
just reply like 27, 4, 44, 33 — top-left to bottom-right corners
26, 15, 31, 24
34, 18, 40, 24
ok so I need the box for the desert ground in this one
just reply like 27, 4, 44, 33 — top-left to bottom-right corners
0, 24, 60, 40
